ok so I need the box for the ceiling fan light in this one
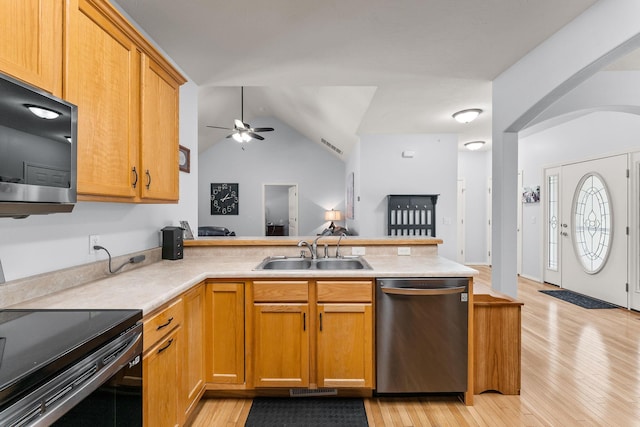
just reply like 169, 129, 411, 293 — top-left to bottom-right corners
464, 140, 485, 151
232, 132, 244, 143
241, 132, 252, 142
453, 108, 482, 124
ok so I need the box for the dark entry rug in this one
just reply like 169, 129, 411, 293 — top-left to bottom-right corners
539, 289, 618, 309
244, 397, 368, 427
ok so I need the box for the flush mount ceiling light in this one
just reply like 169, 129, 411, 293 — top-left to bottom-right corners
464, 141, 485, 151
452, 108, 482, 124
26, 104, 60, 120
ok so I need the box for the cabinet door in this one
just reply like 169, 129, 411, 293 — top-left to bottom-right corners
143, 326, 181, 427
253, 303, 309, 388
140, 54, 180, 201
0, 0, 63, 95
183, 284, 205, 419
317, 303, 373, 388
206, 282, 245, 384
66, 0, 139, 199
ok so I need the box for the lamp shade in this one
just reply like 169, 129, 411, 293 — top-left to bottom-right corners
324, 209, 342, 221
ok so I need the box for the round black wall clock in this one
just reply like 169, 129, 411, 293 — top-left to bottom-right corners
211, 183, 239, 215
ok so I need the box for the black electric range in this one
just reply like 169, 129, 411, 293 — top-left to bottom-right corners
0, 309, 142, 426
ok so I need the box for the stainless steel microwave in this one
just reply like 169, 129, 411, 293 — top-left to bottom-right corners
0, 72, 77, 218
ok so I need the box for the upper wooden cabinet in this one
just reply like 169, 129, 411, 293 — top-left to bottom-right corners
0, 0, 63, 96
140, 54, 181, 201
65, 0, 186, 202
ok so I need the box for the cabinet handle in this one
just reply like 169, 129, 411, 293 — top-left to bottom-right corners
145, 170, 151, 189
303, 313, 306, 331
131, 167, 138, 188
158, 338, 173, 354
156, 316, 174, 331
319, 313, 323, 331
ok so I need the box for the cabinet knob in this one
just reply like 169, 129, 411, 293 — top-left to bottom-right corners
132, 167, 138, 188
145, 170, 151, 189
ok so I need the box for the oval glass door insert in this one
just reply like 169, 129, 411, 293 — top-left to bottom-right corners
573, 173, 612, 274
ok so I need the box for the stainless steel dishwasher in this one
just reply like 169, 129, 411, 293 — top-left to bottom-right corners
376, 277, 469, 394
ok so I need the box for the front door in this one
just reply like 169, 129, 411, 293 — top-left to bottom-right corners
560, 154, 628, 307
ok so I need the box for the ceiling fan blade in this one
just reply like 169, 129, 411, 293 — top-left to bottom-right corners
248, 132, 264, 140
251, 127, 274, 132
225, 133, 234, 139
207, 125, 233, 130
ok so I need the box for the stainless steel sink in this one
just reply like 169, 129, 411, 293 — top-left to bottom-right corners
255, 256, 372, 270
314, 258, 369, 270
256, 258, 313, 270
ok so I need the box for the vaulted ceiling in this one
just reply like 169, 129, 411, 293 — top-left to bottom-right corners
112, 0, 599, 158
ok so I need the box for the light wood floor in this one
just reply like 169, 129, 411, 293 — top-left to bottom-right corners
186, 266, 640, 426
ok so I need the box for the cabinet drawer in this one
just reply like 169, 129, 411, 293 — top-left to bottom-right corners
143, 298, 184, 352
252, 281, 309, 302
317, 281, 372, 302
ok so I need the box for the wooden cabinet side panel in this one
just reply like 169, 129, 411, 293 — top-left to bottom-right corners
0, 0, 63, 95
183, 284, 205, 418
206, 282, 245, 384
474, 304, 521, 395
67, 0, 139, 198
253, 303, 309, 388
140, 54, 180, 201
317, 304, 373, 388
143, 326, 181, 427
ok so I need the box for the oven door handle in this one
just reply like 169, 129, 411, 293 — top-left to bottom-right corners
381, 286, 466, 296
28, 325, 143, 427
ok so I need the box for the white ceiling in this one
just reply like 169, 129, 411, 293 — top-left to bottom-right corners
113, 0, 599, 157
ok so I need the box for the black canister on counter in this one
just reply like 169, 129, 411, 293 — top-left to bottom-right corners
161, 226, 183, 260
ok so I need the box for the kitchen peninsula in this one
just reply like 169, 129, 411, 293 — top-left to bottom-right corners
5, 237, 488, 426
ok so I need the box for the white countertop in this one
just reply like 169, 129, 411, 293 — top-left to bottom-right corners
10, 254, 478, 315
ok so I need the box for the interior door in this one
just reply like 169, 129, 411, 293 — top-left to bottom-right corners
544, 167, 562, 286
288, 186, 298, 236
560, 154, 628, 307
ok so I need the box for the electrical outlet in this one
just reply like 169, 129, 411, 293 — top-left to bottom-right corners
89, 235, 100, 254
397, 247, 411, 256
352, 246, 366, 256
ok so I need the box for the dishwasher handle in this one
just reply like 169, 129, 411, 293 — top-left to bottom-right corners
381, 285, 466, 296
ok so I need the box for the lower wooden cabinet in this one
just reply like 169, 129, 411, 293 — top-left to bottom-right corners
142, 286, 203, 427
206, 282, 245, 384
250, 279, 373, 390
316, 281, 374, 388
317, 303, 373, 388
143, 325, 182, 427
253, 303, 310, 387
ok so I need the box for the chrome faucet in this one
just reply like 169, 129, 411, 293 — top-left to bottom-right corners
298, 229, 332, 259
335, 232, 347, 258
297, 240, 313, 258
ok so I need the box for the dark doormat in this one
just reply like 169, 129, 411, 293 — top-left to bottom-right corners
245, 397, 368, 427
539, 289, 618, 309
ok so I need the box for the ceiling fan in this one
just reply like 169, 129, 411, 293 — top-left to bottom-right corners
206, 86, 274, 143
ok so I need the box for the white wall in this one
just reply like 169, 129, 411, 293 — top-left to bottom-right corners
458, 150, 491, 264
491, 0, 640, 297
0, 81, 199, 282
198, 117, 345, 236
519, 110, 640, 281
355, 134, 458, 260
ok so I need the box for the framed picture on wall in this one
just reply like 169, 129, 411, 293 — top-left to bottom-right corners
522, 186, 540, 203
346, 172, 354, 219
179, 145, 190, 173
